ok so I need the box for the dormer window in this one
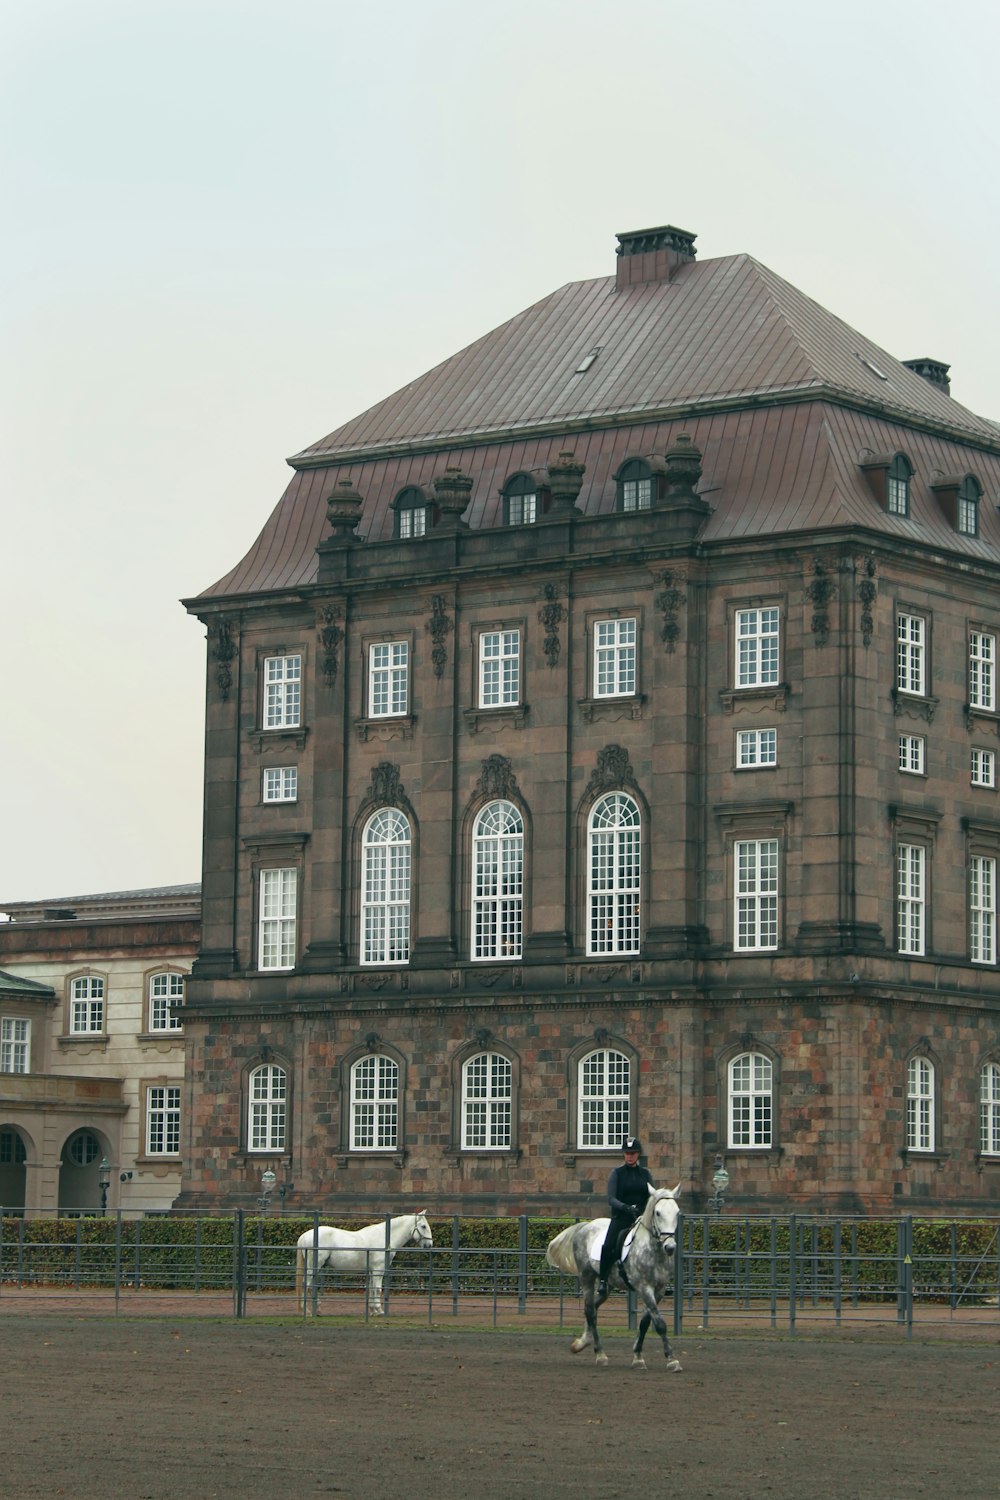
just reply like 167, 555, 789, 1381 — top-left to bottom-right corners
886, 454, 912, 517
957, 476, 981, 537
394, 487, 430, 539
503, 474, 538, 526
616, 459, 654, 513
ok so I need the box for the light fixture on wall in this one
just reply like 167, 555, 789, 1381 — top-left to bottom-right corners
98, 1157, 111, 1216
257, 1168, 277, 1214
708, 1155, 729, 1215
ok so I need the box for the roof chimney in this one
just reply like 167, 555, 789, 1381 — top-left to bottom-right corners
616, 224, 696, 290
902, 357, 951, 396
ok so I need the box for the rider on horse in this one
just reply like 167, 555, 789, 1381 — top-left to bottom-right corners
597, 1136, 655, 1296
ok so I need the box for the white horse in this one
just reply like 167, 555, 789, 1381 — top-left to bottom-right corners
546, 1185, 682, 1369
295, 1211, 433, 1315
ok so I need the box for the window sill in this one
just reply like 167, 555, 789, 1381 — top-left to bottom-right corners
134, 1155, 182, 1168
719, 684, 789, 715
891, 690, 939, 724
578, 694, 646, 723
355, 714, 415, 743
464, 704, 529, 733
251, 727, 309, 752
966, 705, 1000, 735
447, 1148, 522, 1163
335, 1150, 408, 1170
900, 1149, 949, 1163
58, 1033, 109, 1048
138, 1031, 184, 1043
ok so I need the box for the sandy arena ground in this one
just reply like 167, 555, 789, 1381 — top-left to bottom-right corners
3, 1313, 1000, 1499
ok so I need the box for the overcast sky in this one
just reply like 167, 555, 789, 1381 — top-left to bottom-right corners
3, 0, 999, 905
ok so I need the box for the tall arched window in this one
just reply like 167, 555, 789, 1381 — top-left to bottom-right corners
248, 1064, 286, 1152
587, 793, 641, 955
980, 1062, 1000, 1156
502, 473, 538, 526
394, 486, 430, 538
906, 1056, 935, 1152
616, 459, 654, 512
886, 453, 912, 516
350, 1054, 399, 1150
728, 1052, 773, 1148
461, 1052, 513, 1148
957, 475, 981, 536
361, 809, 411, 965
578, 1048, 630, 1148
472, 800, 523, 960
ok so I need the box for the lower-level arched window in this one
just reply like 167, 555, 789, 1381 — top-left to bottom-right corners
248, 1064, 286, 1152
461, 1052, 512, 1148
361, 808, 411, 964
578, 1048, 630, 1148
588, 793, 641, 955
981, 1062, 1000, 1156
728, 1052, 773, 1148
906, 1056, 935, 1152
472, 800, 523, 960
350, 1054, 399, 1150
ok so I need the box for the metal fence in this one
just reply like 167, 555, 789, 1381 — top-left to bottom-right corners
2, 1211, 999, 1337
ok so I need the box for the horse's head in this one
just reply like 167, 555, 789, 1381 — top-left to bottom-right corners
410, 1210, 433, 1250
643, 1185, 682, 1254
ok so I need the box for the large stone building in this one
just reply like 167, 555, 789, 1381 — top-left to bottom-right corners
0, 886, 197, 1215
181, 225, 1000, 1216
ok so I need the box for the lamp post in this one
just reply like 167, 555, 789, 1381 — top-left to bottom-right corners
257, 1168, 276, 1214
98, 1157, 111, 1217
708, 1155, 729, 1215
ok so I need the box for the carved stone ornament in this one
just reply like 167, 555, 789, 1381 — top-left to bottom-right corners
544, 451, 585, 515
476, 754, 518, 801
361, 761, 405, 808
662, 432, 703, 501
211, 617, 238, 702
805, 558, 836, 646
322, 477, 364, 546
655, 570, 685, 653
426, 594, 453, 678
316, 605, 344, 689
586, 744, 638, 798
431, 467, 473, 531
857, 556, 877, 647
538, 582, 565, 666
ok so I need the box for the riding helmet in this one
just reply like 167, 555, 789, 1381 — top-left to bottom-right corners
622, 1136, 642, 1153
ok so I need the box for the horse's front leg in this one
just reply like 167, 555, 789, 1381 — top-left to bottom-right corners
631, 1311, 652, 1369
368, 1269, 385, 1315
636, 1289, 681, 1372
570, 1272, 607, 1365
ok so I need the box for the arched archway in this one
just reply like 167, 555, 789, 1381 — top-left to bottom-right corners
58, 1129, 108, 1213
0, 1125, 29, 1213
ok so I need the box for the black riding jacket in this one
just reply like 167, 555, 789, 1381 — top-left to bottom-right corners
607, 1162, 655, 1219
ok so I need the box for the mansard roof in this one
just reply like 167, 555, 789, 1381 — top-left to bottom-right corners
193, 231, 1000, 603
0, 884, 201, 924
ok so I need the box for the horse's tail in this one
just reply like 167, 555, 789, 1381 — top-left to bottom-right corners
545, 1223, 579, 1274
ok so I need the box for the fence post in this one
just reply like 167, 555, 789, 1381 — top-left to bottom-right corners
904, 1216, 914, 1339
451, 1215, 460, 1316
233, 1209, 245, 1318
788, 1214, 797, 1333
518, 1215, 528, 1315
673, 1214, 684, 1337
114, 1211, 122, 1315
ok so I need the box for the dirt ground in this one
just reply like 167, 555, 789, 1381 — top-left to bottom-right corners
3, 1316, 999, 1500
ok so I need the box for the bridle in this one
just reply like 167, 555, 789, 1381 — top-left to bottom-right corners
410, 1216, 433, 1250
649, 1200, 679, 1255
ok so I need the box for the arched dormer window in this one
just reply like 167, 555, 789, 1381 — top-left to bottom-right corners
886, 454, 912, 517
502, 473, 538, 527
394, 486, 430, 539
957, 476, 982, 537
361, 808, 411, 965
615, 459, 654, 513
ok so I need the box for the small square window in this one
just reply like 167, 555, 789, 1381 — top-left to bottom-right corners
263, 767, 298, 802
972, 748, 996, 788
898, 734, 926, 775
736, 728, 777, 768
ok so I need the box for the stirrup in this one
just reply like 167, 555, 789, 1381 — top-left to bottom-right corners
596, 1277, 609, 1297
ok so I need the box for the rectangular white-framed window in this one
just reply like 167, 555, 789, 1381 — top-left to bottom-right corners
734, 839, 779, 951
70, 976, 105, 1034
263, 654, 301, 729
398, 506, 428, 538
970, 855, 997, 966
958, 492, 979, 536
0, 1017, 29, 1074
736, 728, 778, 768
735, 607, 780, 689
263, 766, 298, 803
896, 613, 925, 696
621, 476, 652, 512
148, 972, 184, 1032
898, 734, 926, 775
258, 867, 297, 971
972, 748, 996, 788
508, 492, 537, 525
146, 1085, 181, 1155
906, 1056, 935, 1152
594, 617, 636, 697
369, 641, 409, 717
969, 631, 996, 712
478, 629, 520, 708
897, 843, 926, 955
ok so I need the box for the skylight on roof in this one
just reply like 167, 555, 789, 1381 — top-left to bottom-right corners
574, 346, 603, 374
856, 352, 889, 382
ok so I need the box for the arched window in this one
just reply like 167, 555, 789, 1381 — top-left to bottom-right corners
886, 454, 912, 517
906, 1056, 935, 1152
578, 1048, 630, 1148
728, 1052, 773, 1148
148, 971, 184, 1032
957, 475, 981, 536
616, 459, 654, 513
394, 486, 430, 539
503, 473, 538, 526
248, 1064, 286, 1153
472, 800, 523, 960
461, 1052, 513, 1148
350, 1054, 399, 1150
587, 793, 641, 955
981, 1062, 1000, 1156
361, 809, 411, 965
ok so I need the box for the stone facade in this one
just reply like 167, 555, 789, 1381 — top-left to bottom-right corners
181, 225, 1000, 1216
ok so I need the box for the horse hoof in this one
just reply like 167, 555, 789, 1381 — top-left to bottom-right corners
570, 1339, 586, 1354
631, 1357, 647, 1370
665, 1358, 682, 1373
595, 1351, 609, 1367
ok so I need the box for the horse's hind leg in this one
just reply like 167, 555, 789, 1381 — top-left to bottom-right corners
569, 1274, 607, 1365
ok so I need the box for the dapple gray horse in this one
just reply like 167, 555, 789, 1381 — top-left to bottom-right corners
546, 1185, 681, 1368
